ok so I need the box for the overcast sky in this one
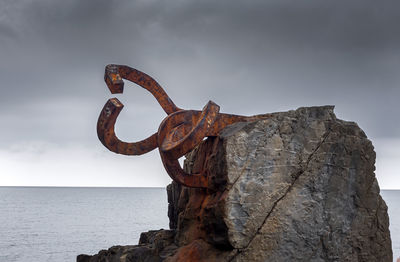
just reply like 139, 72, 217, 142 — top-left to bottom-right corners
1, 0, 399, 188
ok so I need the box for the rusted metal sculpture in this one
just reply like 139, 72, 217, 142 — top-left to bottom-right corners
97, 64, 270, 189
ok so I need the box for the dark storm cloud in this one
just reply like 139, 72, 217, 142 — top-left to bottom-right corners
1, 0, 400, 148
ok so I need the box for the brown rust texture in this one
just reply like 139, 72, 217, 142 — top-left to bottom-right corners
97, 64, 270, 189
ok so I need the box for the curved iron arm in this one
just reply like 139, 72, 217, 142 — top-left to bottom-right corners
104, 64, 181, 114
97, 64, 272, 189
159, 101, 220, 159
97, 98, 158, 155
156, 101, 220, 188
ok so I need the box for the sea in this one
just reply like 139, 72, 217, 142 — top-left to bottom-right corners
0, 187, 398, 262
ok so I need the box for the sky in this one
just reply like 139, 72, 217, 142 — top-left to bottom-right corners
0, 0, 399, 188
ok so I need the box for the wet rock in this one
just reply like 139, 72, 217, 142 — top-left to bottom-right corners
78, 106, 392, 262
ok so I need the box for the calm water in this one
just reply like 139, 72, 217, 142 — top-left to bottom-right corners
0, 187, 169, 262
0, 187, 398, 262
382, 190, 400, 261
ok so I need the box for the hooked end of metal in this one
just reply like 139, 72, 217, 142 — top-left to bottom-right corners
97, 98, 124, 149
104, 64, 124, 94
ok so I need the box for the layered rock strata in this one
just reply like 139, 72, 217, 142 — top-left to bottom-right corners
78, 106, 392, 262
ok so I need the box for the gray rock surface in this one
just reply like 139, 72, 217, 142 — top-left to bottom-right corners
219, 106, 392, 261
78, 106, 392, 262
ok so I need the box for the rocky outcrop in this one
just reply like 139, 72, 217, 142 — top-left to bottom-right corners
78, 106, 392, 262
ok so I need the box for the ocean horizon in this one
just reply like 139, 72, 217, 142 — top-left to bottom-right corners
0, 187, 398, 261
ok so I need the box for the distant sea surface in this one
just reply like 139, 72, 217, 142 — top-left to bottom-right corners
0, 187, 169, 262
382, 190, 400, 261
0, 187, 398, 262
